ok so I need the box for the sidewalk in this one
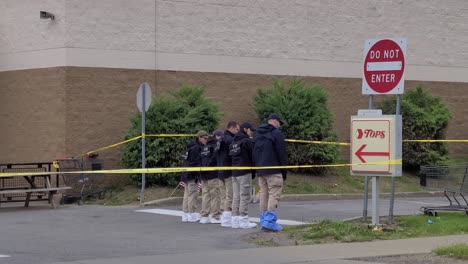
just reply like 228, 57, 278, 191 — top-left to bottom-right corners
51, 234, 468, 264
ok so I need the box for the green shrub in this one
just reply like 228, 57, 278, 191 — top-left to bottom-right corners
378, 86, 452, 170
253, 79, 339, 173
121, 85, 221, 187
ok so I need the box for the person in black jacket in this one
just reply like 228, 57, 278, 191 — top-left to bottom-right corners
253, 113, 288, 231
230, 121, 257, 229
198, 134, 222, 224
181, 130, 208, 223
216, 121, 240, 227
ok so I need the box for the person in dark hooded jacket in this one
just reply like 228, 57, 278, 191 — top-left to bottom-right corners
216, 121, 240, 227
198, 134, 222, 224
229, 122, 257, 229
181, 130, 208, 223
253, 113, 287, 231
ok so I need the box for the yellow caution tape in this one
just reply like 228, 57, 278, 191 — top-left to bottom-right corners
146, 134, 196, 137
82, 134, 195, 155
286, 139, 350, 146
82, 135, 349, 156
81, 132, 468, 158
0, 159, 401, 178
403, 139, 468, 143
84, 136, 142, 156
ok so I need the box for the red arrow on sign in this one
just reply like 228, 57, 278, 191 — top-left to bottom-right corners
355, 144, 390, 163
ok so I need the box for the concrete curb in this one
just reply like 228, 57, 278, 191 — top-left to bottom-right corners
142, 191, 444, 207
281, 191, 444, 201
142, 197, 183, 207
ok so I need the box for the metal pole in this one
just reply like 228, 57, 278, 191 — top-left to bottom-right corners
363, 95, 373, 220
372, 176, 380, 225
388, 94, 401, 224
140, 88, 146, 204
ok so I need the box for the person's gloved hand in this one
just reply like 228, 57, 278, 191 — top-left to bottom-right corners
218, 173, 225, 181
281, 170, 287, 181
214, 141, 221, 152
180, 173, 187, 184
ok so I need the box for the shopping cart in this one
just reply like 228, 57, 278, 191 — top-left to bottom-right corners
54, 156, 105, 205
419, 163, 468, 216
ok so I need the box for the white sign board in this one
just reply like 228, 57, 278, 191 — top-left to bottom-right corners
362, 38, 407, 95
136, 83, 152, 112
350, 115, 402, 176
357, 109, 382, 117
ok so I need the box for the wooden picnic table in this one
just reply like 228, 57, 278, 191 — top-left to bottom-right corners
0, 163, 71, 208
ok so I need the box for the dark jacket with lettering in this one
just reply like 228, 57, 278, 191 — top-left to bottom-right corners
252, 123, 288, 178
230, 131, 255, 178
180, 138, 203, 183
216, 130, 235, 180
200, 136, 218, 181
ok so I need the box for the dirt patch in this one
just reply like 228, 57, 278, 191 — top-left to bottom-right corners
240, 229, 301, 247
352, 253, 468, 264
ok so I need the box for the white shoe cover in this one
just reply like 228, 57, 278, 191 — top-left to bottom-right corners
239, 215, 257, 228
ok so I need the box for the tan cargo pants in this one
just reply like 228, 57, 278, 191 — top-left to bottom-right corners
220, 177, 233, 211
200, 178, 221, 219
232, 173, 253, 216
182, 179, 198, 213
258, 174, 283, 212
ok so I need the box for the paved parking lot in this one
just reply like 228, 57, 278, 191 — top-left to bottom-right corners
0, 196, 449, 264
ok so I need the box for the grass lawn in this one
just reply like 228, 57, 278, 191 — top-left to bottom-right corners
284, 212, 468, 245
280, 165, 424, 195
433, 243, 468, 260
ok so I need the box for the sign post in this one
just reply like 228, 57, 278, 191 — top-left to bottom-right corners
357, 38, 406, 225
351, 114, 402, 225
137, 83, 152, 204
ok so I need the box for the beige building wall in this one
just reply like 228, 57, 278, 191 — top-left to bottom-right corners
1, 0, 467, 169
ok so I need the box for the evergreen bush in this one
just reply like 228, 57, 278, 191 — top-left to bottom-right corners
121, 85, 221, 187
253, 79, 339, 173
378, 86, 452, 170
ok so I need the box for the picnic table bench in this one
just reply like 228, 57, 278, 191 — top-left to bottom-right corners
0, 162, 71, 208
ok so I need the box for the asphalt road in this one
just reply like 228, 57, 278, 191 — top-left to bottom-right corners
0, 196, 449, 264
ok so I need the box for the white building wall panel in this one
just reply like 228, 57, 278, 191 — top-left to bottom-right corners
66, 0, 155, 51
1, 0, 468, 82
156, 0, 468, 68
0, 0, 66, 53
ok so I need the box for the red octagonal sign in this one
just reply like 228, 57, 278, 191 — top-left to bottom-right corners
362, 38, 406, 94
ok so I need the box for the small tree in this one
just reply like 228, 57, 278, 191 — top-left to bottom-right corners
378, 86, 452, 170
122, 85, 221, 187
253, 79, 339, 173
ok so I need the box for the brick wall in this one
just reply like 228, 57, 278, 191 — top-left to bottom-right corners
2, 67, 466, 171
0, 68, 66, 163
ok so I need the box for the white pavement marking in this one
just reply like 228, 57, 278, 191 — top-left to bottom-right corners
0, 255, 11, 258
399, 200, 447, 206
136, 208, 306, 226
137, 208, 184, 217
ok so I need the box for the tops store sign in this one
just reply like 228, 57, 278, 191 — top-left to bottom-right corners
362, 38, 407, 95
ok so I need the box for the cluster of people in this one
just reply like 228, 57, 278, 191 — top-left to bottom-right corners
180, 113, 287, 232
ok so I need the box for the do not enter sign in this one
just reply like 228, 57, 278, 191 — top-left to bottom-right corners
362, 38, 407, 94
